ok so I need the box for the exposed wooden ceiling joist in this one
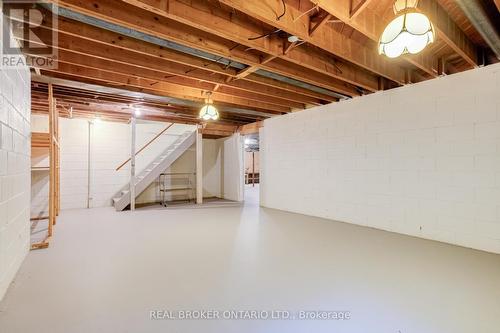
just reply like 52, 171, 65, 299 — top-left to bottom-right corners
349, 0, 375, 20
45, 45, 305, 110
31, 74, 281, 120
5, 0, 488, 130
215, 0, 406, 83
31, 81, 243, 136
20, 22, 301, 114
47, 0, 367, 95
310, 0, 478, 71
119, 0, 380, 91
39, 61, 292, 114
309, 12, 332, 37
42, 14, 334, 105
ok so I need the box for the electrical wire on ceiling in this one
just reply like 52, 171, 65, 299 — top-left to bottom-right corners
294, 41, 306, 48
248, 29, 282, 41
211, 43, 241, 66
247, 0, 285, 39
293, 4, 319, 22
277, 0, 286, 21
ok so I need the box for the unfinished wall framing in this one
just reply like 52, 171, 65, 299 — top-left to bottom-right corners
30, 84, 61, 250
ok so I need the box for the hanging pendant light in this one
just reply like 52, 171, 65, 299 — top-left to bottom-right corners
379, 0, 435, 58
199, 92, 219, 121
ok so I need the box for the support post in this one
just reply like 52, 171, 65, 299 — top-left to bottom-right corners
252, 151, 255, 187
437, 57, 446, 76
87, 121, 92, 208
55, 99, 60, 218
130, 116, 136, 211
196, 125, 203, 205
48, 83, 55, 237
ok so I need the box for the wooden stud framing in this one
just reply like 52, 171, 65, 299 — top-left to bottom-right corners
31, 83, 60, 250
196, 125, 203, 205
48, 83, 56, 234
437, 57, 446, 76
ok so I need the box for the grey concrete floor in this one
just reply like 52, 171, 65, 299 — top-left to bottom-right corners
1, 185, 500, 333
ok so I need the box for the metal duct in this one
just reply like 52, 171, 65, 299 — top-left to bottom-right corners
455, 0, 500, 60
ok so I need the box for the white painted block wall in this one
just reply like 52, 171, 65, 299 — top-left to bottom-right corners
30, 116, 224, 213
261, 63, 500, 254
0, 54, 31, 298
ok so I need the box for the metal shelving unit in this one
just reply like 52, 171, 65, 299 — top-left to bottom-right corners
159, 172, 196, 207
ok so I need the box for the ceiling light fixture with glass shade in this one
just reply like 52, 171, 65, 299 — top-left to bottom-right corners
379, 0, 435, 59
199, 91, 219, 121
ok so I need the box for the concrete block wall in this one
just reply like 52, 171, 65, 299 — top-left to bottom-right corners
261, 63, 500, 254
0, 67, 31, 298
30, 116, 223, 213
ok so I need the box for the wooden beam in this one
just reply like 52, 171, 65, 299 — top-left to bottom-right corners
32, 85, 244, 133
21, 24, 309, 109
377, 76, 385, 91
48, 83, 55, 237
418, 0, 478, 68
32, 75, 277, 124
202, 129, 236, 138
52, 15, 238, 77
244, 74, 336, 102
31, 132, 50, 148
311, 0, 477, 72
204, 122, 239, 135
40, 62, 292, 114
31, 241, 50, 250
196, 125, 203, 204
20, 32, 298, 112
216, 0, 406, 83
120, 0, 377, 91
350, 0, 374, 19
238, 121, 263, 135
283, 41, 297, 55
310, 0, 437, 76
41, 15, 328, 105
50, 0, 373, 94
234, 55, 276, 80
437, 57, 445, 76
309, 13, 331, 36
